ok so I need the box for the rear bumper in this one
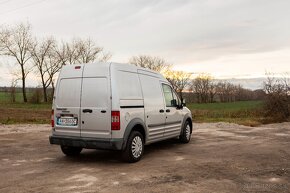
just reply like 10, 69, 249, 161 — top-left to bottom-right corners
49, 135, 124, 150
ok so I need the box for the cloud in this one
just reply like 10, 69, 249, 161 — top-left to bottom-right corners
0, 0, 290, 85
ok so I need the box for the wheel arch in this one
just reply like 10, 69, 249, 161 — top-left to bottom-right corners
122, 118, 147, 150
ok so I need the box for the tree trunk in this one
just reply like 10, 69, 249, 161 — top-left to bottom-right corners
179, 91, 183, 102
21, 66, 27, 103
41, 75, 48, 102
51, 79, 55, 100
43, 87, 48, 102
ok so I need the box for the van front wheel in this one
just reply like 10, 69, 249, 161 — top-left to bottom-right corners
122, 131, 144, 163
179, 121, 192, 143
61, 146, 82, 156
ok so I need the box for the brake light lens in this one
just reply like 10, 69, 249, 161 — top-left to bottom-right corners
51, 109, 54, 127
75, 66, 81, 69
111, 111, 120, 130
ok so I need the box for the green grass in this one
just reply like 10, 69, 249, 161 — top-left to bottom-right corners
0, 92, 52, 124
0, 102, 51, 109
0, 92, 51, 109
187, 101, 263, 111
0, 93, 265, 126
187, 101, 264, 126
0, 92, 33, 103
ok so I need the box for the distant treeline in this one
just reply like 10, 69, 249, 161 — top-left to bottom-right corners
181, 74, 266, 103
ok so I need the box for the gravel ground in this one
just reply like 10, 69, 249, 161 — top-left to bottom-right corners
0, 122, 289, 193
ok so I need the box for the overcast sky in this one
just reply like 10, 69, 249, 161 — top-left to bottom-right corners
0, 0, 290, 86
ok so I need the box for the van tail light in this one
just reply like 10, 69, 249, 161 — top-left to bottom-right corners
51, 109, 54, 127
111, 111, 120, 130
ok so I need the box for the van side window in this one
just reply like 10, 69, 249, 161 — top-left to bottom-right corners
162, 84, 175, 107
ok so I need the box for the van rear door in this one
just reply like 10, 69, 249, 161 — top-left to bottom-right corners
54, 66, 83, 137
80, 65, 111, 139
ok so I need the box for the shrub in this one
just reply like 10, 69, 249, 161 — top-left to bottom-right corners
29, 88, 43, 104
263, 76, 290, 122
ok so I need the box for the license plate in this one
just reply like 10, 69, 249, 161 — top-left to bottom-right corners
57, 117, 77, 126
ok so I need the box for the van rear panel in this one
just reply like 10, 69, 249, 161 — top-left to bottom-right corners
53, 63, 111, 139
54, 66, 84, 137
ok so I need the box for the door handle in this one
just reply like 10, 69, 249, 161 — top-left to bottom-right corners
159, 109, 164, 113
83, 109, 93, 113
166, 109, 170, 113
101, 110, 106, 113
56, 108, 67, 111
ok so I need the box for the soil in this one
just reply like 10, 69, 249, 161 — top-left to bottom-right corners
0, 122, 289, 193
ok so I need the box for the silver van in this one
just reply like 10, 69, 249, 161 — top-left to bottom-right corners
49, 62, 192, 162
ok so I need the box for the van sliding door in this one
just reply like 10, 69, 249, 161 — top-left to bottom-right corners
139, 74, 166, 142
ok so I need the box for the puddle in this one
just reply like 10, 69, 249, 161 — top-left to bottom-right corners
269, 177, 281, 182
35, 157, 55, 162
275, 133, 289, 137
175, 156, 184, 161
23, 170, 38, 175
64, 173, 98, 189
112, 181, 119, 185
16, 160, 27, 163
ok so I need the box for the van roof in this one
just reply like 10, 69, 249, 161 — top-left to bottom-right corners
64, 62, 168, 82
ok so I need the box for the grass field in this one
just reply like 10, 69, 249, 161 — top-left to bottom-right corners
0, 92, 33, 103
188, 101, 264, 126
187, 101, 263, 111
0, 91, 264, 125
0, 92, 51, 124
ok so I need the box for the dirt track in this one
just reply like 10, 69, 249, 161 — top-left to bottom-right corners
0, 122, 289, 193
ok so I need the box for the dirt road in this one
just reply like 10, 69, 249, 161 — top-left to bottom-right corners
0, 122, 289, 193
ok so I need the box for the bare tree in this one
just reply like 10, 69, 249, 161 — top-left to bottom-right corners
129, 55, 171, 73
75, 38, 111, 63
165, 70, 191, 101
55, 38, 111, 66
263, 74, 290, 121
29, 37, 55, 102
208, 82, 217, 103
235, 84, 256, 101
9, 79, 18, 103
192, 74, 212, 103
47, 50, 62, 99
0, 23, 33, 102
50, 38, 111, 99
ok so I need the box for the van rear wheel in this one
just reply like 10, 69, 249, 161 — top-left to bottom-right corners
61, 146, 82, 156
122, 131, 144, 163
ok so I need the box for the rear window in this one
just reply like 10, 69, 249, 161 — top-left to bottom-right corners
56, 78, 81, 107
81, 77, 108, 108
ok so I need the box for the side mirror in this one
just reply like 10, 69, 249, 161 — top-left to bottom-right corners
171, 99, 177, 107
182, 99, 186, 107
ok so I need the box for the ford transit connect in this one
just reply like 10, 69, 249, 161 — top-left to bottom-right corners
49, 62, 192, 162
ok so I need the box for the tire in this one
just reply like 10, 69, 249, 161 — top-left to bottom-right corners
179, 120, 192, 143
122, 131, 144, 163
61, 146, 82, 156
